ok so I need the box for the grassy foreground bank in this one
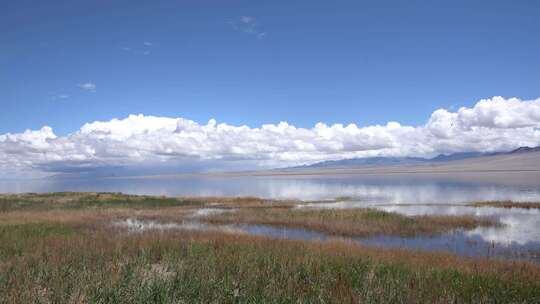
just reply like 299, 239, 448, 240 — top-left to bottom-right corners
2, 223, 540, 303
0, 192, 539, 303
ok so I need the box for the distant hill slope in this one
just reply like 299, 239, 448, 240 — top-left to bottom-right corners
289, 146, 540, 171
419, 149, 540, 173
509, 146, 540, 154
429, 152, 487, 162
295, 157, 427, 169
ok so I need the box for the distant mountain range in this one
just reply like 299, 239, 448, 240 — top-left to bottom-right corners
48, 145, 540, 179
509, 146, 540, 154
293, 146, 540, 169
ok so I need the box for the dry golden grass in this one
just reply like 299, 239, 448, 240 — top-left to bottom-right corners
178, 195, 301, 208
0, 207, 197, 227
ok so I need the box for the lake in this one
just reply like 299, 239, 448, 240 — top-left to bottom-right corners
3, 171, 540, 202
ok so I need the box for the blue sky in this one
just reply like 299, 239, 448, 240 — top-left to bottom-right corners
2, 0, 539, 135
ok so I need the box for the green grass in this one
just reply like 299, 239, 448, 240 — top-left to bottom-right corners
69, 196, 199, 209
0, 223, 74, 259
0, 192, 205, 212
0, 223, 73, 238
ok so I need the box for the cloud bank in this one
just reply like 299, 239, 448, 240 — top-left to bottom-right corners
1, 96, 540, 178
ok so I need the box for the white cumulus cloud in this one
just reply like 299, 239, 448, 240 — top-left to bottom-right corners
230, 16, 266, 38
78, 82, 96, 92
1, 96, 540, 178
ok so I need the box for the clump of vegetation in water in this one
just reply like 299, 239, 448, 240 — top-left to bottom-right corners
203, 207, 500, 237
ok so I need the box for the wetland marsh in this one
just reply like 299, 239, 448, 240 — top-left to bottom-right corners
1, 192, 540, 303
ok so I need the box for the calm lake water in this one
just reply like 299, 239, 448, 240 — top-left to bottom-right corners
4, 171, 540, 263
3, 171, 540, 202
